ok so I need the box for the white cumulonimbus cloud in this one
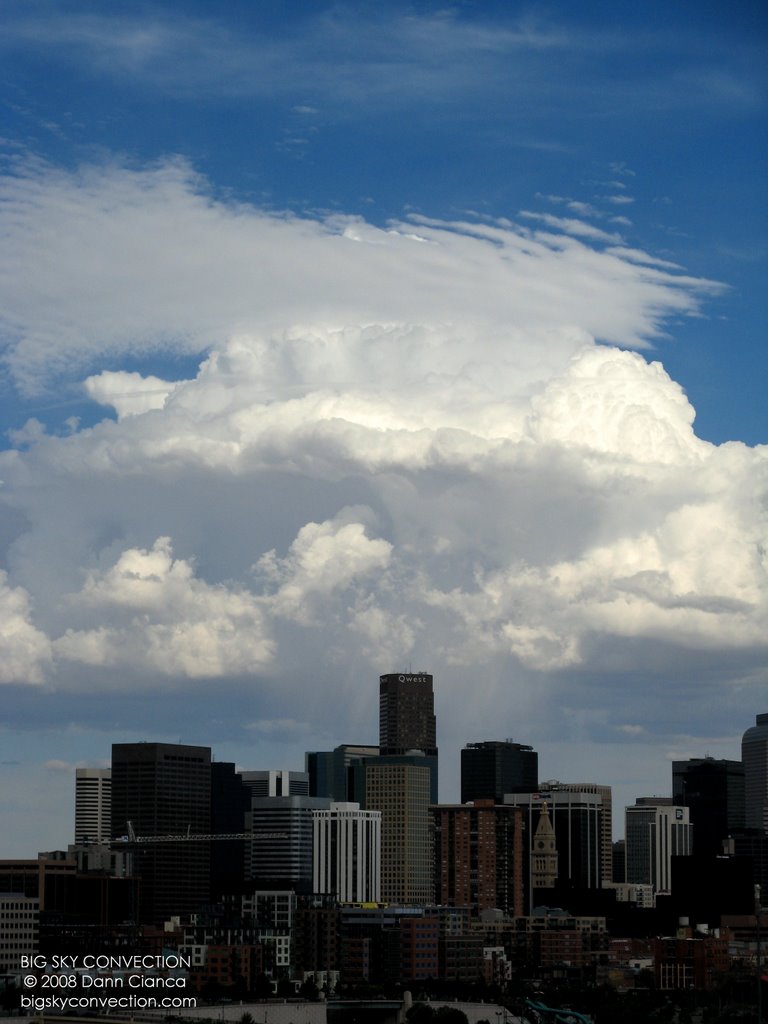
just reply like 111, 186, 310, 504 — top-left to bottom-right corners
256, 515, 393, 625
0, 572, 51, 684
0, 159, 764, 752
53, 538, 274, 679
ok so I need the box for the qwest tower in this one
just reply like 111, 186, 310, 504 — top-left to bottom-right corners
379, 672, 437, 757
377, 670, 438, 814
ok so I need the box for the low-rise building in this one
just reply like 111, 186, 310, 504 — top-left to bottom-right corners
0, 893, 38, 974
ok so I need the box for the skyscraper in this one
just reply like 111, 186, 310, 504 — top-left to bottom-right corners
432, 800, 524, 916
742, 713, 768, 833
247, 795, 331, 893
672, 757, 745, 856
461, 740, 538, 804
625, 798, 693, 894
545, 781, 614, 884
379, 672, 436, 756
379, 671, 438, 801
111, 742, 212, 924
365, 758, 433, 905
504, 786, 606, 904
210, 761, 250, 900
313, 802, 381, 902
74, 768, 111, 845
306, 744, 379, 802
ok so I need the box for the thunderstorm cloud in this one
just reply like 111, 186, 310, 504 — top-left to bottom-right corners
0, 159, 765, 810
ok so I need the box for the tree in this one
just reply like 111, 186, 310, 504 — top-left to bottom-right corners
0, 981, 19, 1013
407, 1004, 436, 1022
406, 1006, 469, 1024
299, 977, 319, 1001
276, 977, 295, 998
253, 973, 274, 1000
435, 1008, 469, 1023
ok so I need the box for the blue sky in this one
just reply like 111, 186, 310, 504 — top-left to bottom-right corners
0, 1, 766, 855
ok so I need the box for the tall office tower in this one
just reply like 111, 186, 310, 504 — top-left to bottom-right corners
672, 757, 746, 856
241, 770, 310, 797
612, 840, 626, 883
247, 795, 331, 893
723, 832, 768, 894
460, 740, 538, 804
379, 672, 438, 801
74, 768, 111, 844
625, 798, 693, 893
365, 758, 433, 905
742, 713, 768, 833
111, 742, 211, 924
379, 672, 436, 755
306, 745, 380, 802
432, 800, 524, 917
313, 802, 382, 902
544, 781, 613, 883
504, 787, 606, 899
210, 762, 250, 900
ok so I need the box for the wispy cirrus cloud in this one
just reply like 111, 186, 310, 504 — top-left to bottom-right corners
0, 159, 724, 391
1, 4, 763, 118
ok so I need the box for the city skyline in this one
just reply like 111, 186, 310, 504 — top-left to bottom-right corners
1, 1, 766, 856
7, 709, 767, 858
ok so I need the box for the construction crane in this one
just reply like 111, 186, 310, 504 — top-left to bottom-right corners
112, 822, 287, 844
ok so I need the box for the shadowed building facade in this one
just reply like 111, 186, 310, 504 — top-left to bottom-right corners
111, 742, 211, 925
504, 786, 606, 909
743, 713, 768, 833
432, 799, 524, 917
672, 757, 745, 857
379, 672, 436, 755
247, 795, 331, 893
365, 758, 433, 905
460, 740, 538, 804
306, 744, 380, 802
625, 798, 693, 894
379, 671, 438, 802
545, 780, 613, 884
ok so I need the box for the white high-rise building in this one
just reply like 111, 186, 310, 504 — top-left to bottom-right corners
312, 802, 381, 902
75, 768, 111, 844
625, 799, 692, 894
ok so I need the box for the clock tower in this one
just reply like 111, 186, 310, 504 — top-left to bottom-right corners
531, 801, 558, 889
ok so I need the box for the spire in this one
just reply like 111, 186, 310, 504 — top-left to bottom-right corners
531, 801, 558, 889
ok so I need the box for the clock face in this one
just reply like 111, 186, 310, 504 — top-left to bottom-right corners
537, 841, 545, 849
